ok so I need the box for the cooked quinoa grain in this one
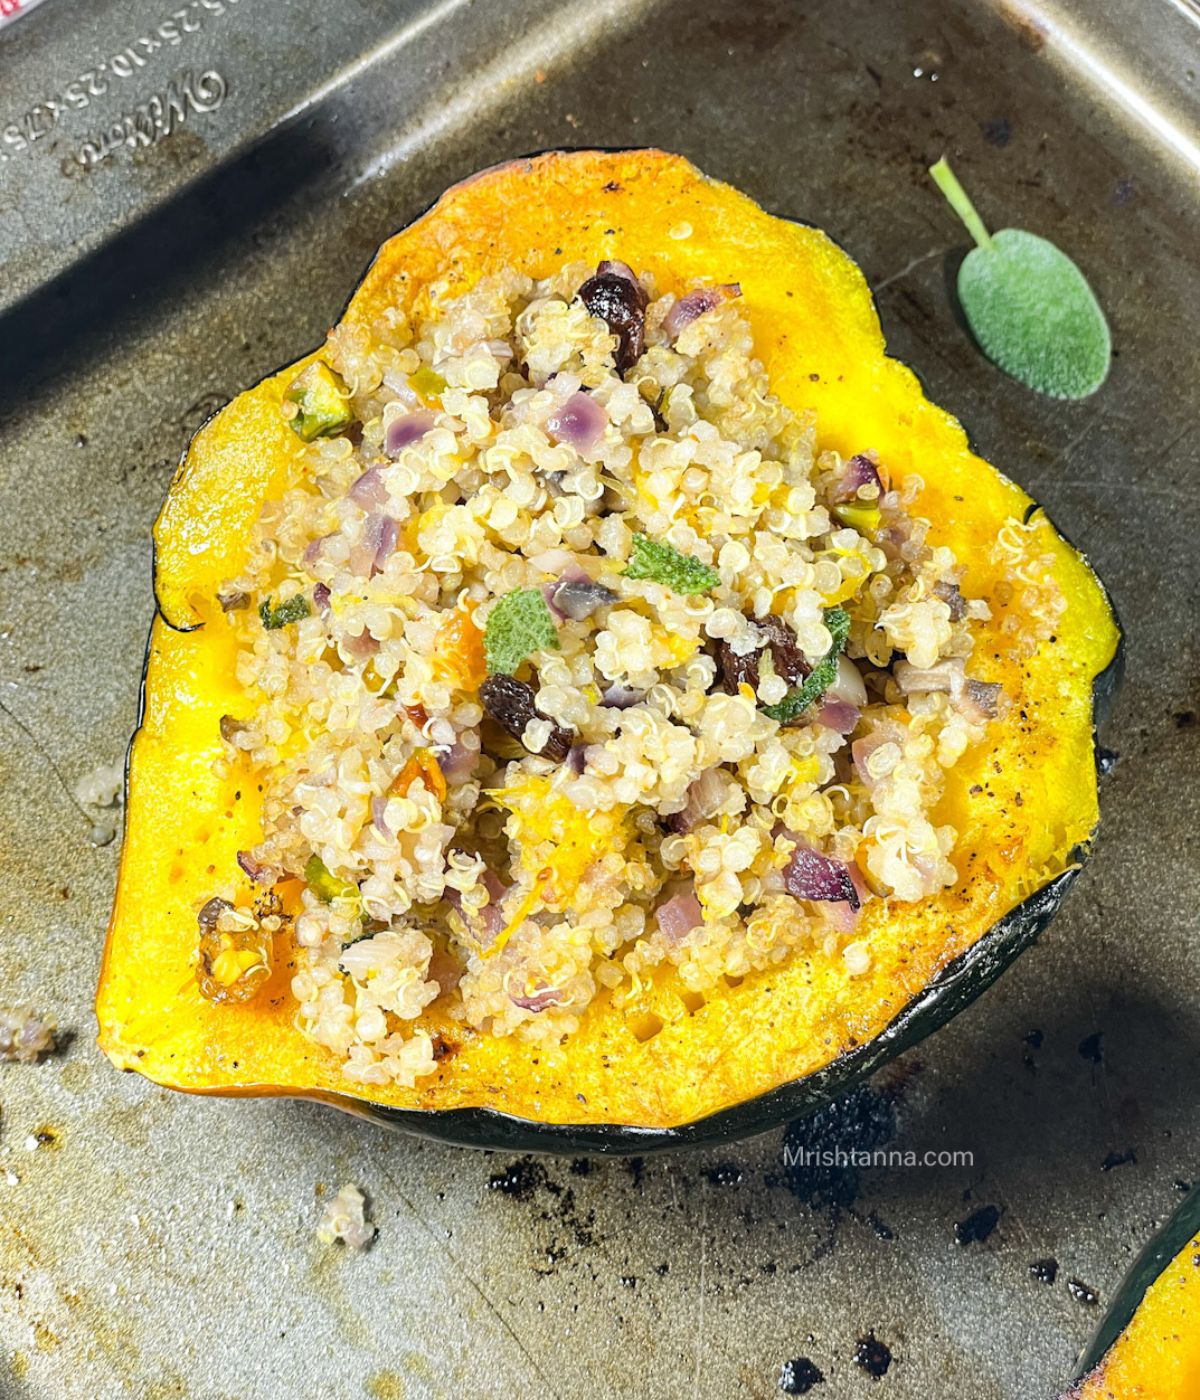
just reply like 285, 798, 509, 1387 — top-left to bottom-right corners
206, 259, 1054, 1087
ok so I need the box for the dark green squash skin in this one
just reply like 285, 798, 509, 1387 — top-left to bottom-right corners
133, 159, 1126, 1153
1071, 1186, 1200, 1384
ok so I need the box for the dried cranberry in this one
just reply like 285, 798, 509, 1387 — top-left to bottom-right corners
578, 266, 648, 375
480, 675, 574, 762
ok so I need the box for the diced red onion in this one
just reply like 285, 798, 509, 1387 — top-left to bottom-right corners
551, 575, 618, 621
665, 765, 728, 835
527, 548, 577, 574
656, 888, 703, 942
598, 259, 639, 285
371, 794, 391, 836
830, 453, 883, 504
663, 283, 741, 340
934, 579, 968, 620
385, 409, 436, 457
303, 535, 327, 565
816, 699, 861, 735
343, 629, 379, 661
511, 984, 565, 1013
349, 513, 398, 578
434, 739, 478, 783
313, 582, 332, 613
782, 838, 861, 910
851, 725, 905, 789
601, 683, 645, 709
427, 945, 462, 996
236, 850, 280, 886
349, 466, 388, 508
962, 678, 1002, 722
545, 391, 607, 455
567, 743, 588, 775
894, 659, 1002, 723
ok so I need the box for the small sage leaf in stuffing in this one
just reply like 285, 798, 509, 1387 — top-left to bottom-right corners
624, 533, 720, 595
259, 594, 311, 630
762, 608, 851, 723
929, 157, 1111, 399
483, 587, 560, 675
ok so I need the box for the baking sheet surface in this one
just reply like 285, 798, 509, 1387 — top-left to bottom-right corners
0, 0, 1198, 1395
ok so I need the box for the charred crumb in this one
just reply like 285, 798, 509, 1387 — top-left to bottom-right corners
487, 1157, 547, 1201
1078, 1031, 1104, 1064
1095, 746, 1120, 775
569, 1158, 593, 1176
704, 1162, 744, 1187
1067, 1278, 1099, 1306
1030, 1257, 1059, 1284
864, 1211, 895, 1241
778, 1356, 825, 1393
624, 1156, 646, 1188
1100, 1149, 1136, 1172
1174, 710, 1196, 729
954, 1204, 1001, 1245
1024, 1028, 1044, 1048
853, 1333, 893, 1379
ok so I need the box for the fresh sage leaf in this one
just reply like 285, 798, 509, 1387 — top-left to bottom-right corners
929, 157, 1111, 399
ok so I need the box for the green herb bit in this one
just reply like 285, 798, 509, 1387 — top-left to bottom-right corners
624, 533, 721, 595
284, 361, 355, 441
929, 157, 1110, 399
304, 854, 360, 908
484, 587, 560, 675
259, 594, 311, 630
762, 608, 851, 724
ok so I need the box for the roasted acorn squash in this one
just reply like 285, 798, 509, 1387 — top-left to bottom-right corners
1064, 1189, 1200, 1399
97, 149, 1121, 1150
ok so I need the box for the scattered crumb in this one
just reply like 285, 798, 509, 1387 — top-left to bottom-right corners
74, 761, 124, 808
317, 1183, 376, 1250
0, 1009, 57, 1063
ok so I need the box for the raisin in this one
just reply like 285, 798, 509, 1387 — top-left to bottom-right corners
578, 268, 648, 375
480, 675, 574, 762
718, 639, 761, 695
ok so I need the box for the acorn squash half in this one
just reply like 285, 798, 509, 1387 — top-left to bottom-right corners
1063, 1188, 1200, 1399
96, 149, 1122, 1151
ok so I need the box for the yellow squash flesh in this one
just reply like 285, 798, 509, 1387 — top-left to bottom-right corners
1070, 1224, 1200, 1399
97, 149, 1120, 1131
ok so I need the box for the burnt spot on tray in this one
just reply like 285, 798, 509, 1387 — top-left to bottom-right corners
1030, 1257, 1059, 1285
853, 1332, 893, 1379
954, 1203, 1001, 1246
980, 117, 1013, 148
778, 1356, 825, 1393
774, 1082, 898, 1212
1068, 1278, 1100, 1306
1077, 1031, 1104, 1064
1100, 1149, 1136, 1172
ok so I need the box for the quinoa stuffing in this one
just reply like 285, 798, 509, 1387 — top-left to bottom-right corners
203, 257, 1060, 1089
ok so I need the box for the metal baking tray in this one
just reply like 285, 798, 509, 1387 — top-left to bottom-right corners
1, 0, 1197, 1395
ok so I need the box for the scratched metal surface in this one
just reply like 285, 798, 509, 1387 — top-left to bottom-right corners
1, 0, 1198, 1396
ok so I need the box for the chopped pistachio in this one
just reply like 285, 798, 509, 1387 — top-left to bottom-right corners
833, 502, 882, 534
304, 854, 360, 908
409, 366, 447, 400
284, 362, 354, 441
